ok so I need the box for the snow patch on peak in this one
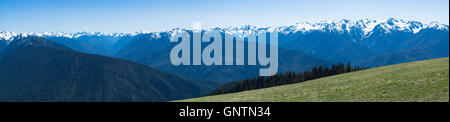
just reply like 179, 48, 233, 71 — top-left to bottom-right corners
365, 18, 428, 35
379, 18, 412, 31
294, 22, 325, 32
127, 30, 153, 37
425, 21, 449, 30
356, 19, 381, 36
169, 28, 190, 39
0, 31, 21, 42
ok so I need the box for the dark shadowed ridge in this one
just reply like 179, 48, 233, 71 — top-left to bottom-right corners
0, 36, 218, 102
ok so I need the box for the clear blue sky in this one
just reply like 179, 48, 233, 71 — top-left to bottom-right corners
0, 0, 448, 33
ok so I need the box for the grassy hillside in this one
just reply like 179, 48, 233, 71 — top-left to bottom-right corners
179, 57, 449, 102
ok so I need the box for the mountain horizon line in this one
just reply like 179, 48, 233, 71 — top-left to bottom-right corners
1, 17, 449, 40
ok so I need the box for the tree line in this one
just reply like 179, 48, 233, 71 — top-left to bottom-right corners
208, 62, 368, 96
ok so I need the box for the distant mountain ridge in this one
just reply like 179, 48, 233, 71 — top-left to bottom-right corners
0, 30, 155, 55
113, 32, 332, 83
1, 18, 448, 82
1, 18, 447, 42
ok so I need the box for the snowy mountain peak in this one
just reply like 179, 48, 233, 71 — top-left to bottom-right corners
425, 21, 449, 30
276, 18, 448, 36
0, 31, 21, 42
373, 18, 422, 34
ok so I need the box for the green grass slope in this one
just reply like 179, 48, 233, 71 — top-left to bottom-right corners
179, 57, 449, 102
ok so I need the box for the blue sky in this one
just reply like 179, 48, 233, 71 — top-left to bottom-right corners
0, 0, 448, 33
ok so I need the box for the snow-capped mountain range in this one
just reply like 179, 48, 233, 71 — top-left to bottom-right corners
0, 30, 157, 43
0, 18, 448, 83
220, 18, 448, 37
1, 18, 448, 43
